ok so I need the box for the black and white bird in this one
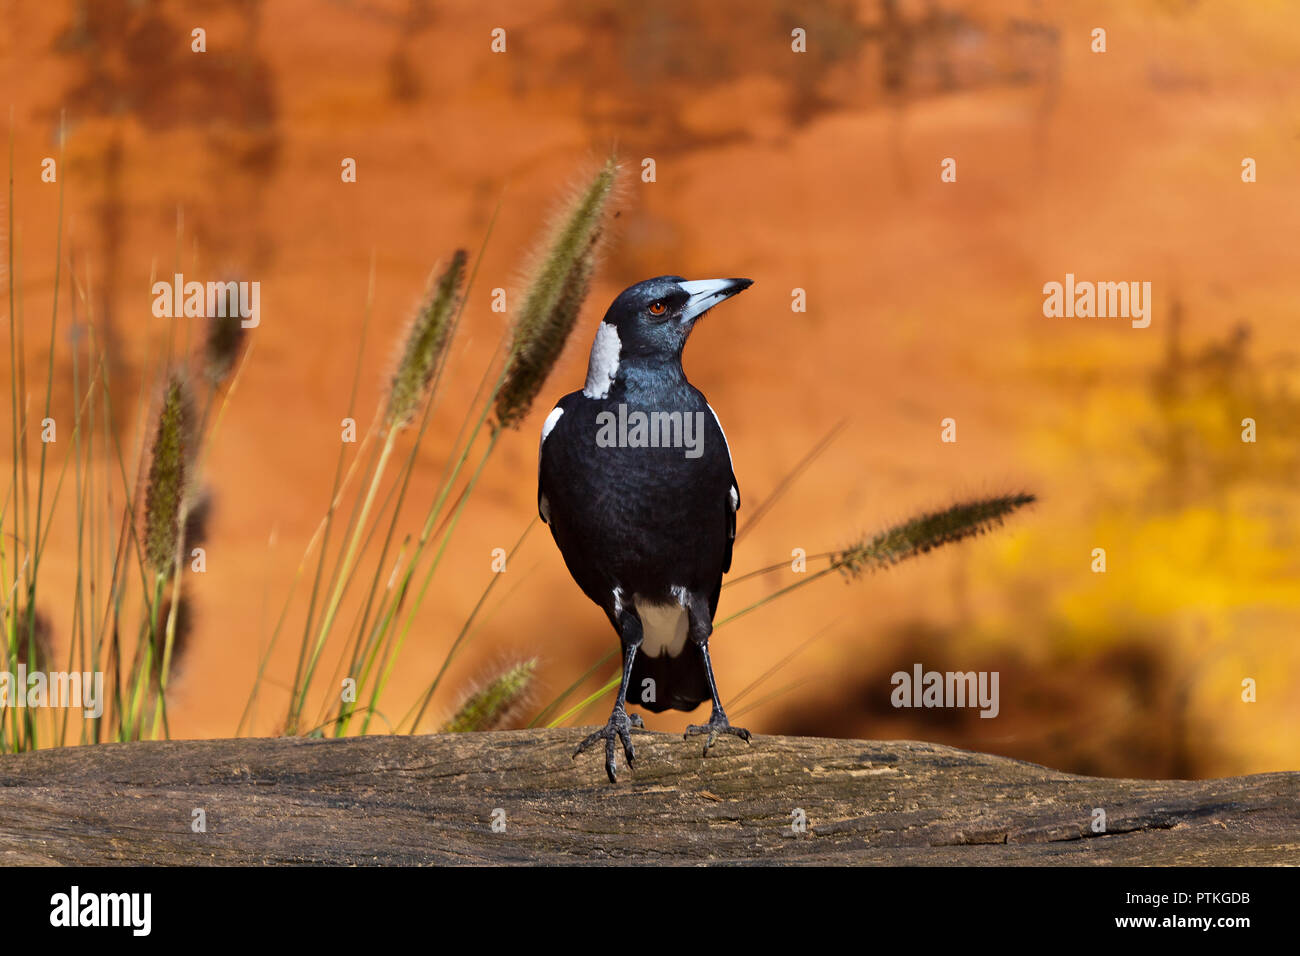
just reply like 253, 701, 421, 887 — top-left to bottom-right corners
538, 275, 753, 782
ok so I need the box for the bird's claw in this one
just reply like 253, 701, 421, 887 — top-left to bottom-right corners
574, 707, 640, 783
684, 709, 751, 756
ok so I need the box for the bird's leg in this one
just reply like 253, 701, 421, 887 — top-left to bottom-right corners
682, 597, 751, 755
573, 611, 642, 783
684, 640, 752, 755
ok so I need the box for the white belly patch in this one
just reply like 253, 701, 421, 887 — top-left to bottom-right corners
635, 595, 689, 658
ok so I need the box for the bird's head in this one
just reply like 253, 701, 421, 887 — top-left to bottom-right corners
604, 275, 752, 356
583, 276, 752, 397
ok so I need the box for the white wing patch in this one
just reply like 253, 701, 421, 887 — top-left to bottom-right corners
539, 406, 564, 463
538, 406, 563, 525
583, 322, 621, 399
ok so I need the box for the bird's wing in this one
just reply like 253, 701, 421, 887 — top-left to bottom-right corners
723, 470, 739, 574
706, 401, 740, 574
537, 395, 574, 525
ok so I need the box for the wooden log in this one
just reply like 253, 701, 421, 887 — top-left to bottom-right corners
0, 729, 1295, 864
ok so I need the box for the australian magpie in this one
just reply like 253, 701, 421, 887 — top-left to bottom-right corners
538, 275, 753, 782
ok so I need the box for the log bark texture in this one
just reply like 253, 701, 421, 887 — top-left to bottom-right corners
0, 729, 1295, 865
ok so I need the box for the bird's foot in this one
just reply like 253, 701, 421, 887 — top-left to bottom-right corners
573, 706, 641, 783
684, 708, 752, 756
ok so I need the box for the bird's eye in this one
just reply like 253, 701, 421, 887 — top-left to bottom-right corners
648, 301, 667, 316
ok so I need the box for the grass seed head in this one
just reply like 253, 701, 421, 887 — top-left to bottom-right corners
203, 304, 247, 387
494, 157, 619, 430
386, 249, 468, 429
143, 373, 194, 575
834, 493, 1036, 579
440, 657, 537, 733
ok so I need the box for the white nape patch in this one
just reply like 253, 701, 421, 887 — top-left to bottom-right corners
637, 590, 689, 658
613, 586, 627, 618
583, 322, 621, 399
729, 485, 739, 512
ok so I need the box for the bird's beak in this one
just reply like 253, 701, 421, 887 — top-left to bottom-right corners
677, 278, 753, 323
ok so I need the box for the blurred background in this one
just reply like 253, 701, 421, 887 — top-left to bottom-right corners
1, 0, 1297, 777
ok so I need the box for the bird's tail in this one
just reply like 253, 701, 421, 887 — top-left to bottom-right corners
629, 644, 711, 714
